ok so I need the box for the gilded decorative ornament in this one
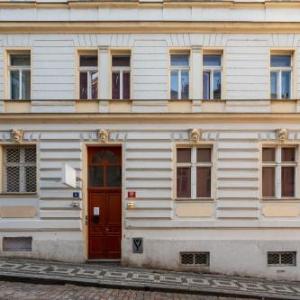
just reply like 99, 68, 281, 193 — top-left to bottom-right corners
189, 128, 201, 143
10, 129, 24, 143
276, 128, 288, 143
97, 129, 109, 143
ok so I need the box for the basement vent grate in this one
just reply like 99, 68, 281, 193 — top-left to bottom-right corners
180, 252, 209, 266
267, 251, 297, 266
3, 237, 32, 252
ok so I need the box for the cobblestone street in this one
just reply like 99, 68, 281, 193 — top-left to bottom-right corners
0, 281, 257, 300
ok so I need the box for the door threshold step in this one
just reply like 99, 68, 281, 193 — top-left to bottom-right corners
86, 259, 121, 264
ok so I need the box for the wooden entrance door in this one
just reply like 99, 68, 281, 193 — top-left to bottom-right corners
88, 146, 122, 259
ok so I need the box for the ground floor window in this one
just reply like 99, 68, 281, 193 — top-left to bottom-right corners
3, 145, 37, 193
176, 147, 212, 199
262, 146, 297, 198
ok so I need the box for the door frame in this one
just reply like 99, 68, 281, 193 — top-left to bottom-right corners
83, 143, 124, 261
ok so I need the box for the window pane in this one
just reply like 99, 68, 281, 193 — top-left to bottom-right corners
181, 70, 189, 99
197, 148, 211, 162
262, 148, 275, 162
25, 166, 36, 192
123, 71, 130, 99
6, 166, 20, 192
177, 148, 191, 163
10, 54, 30, 66
271, 55, 291, 67
203, 55, 221, 67
22, 70, 30, 100
281, 71, 291, 99
197, 167, 211, 197
282, 148, 295, 162
271, 72, 278, 99
171, 54, 189, 67
11, 70, 20, 100
6, 147, 20, 163
80, 72, 88, 99
80, 55, 97, 67
112, 72, 120, 99
112, 56, 130, 67
171, 71, 179, 99
89, 166, 104, 187
282, 167, 295, 197
203, 71, 210, 100
262, 167, 275, 197
25, 147, 36, 163
177, 167, 191, 198
107, 166, 122, 187
91, 71, 98, 99
213, 71, 221, 99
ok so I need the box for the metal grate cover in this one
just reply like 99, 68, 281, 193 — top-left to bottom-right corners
3, 237, 32, 252
180, 252, 209, 266
4, 146, 37, 193
267, 252, 297, 266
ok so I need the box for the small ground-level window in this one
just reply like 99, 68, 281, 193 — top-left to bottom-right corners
3, 145, 37, 193
176, 147, 212, 199
267, 252, 297, 266
262, 146, 297, 198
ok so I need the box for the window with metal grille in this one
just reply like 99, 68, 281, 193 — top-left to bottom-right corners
3, 146, 37, 193
267, 252, 297, 266
180, 252, 210, 266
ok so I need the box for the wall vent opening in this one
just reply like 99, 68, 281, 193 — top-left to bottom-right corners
267, 251, 296, 266
180, 252, 209, 266
3, 237, 32, 252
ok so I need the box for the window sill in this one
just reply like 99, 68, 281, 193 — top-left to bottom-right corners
0, 193, 38, 198
175, 198, 214, 202
262, 198, 300, 202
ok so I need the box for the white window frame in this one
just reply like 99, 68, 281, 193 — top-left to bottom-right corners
270, 55, 292, 99
8, 53, 31, 100
170, 54, 190, 100
203, 55, 222, 100
78, 55, 98, 100
3, 145, 37, 193
112, 56, 131, 100
262, 145, 297, 199
176, 146, 212, 199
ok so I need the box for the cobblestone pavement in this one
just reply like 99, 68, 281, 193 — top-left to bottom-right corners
0, 258, 299, 299
0, 281, 257, 300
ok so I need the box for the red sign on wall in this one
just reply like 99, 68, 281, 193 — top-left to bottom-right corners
128, 191, 136, 198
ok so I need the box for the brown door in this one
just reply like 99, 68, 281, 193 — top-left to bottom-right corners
88, 146, 122, 259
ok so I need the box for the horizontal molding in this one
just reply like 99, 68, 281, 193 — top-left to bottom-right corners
1, 21, 300, 34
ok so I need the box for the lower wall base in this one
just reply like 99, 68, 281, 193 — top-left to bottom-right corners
0, 232, 85, 263
122, 238, 300, 281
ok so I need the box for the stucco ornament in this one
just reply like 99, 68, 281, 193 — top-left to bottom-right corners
97, 129, 109, 143
189, 128, 202, 143
10, 129, 24, 143
276, 128, 288, 143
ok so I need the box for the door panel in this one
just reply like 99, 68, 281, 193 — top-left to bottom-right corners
88, 147, 122, 259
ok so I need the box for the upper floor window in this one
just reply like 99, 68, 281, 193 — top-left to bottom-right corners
270, 54, 292, 99
262, 146, 296, 198
9, 52, 31, 100
170, 54, 189, 100
3, 145, 37, 193
112, 55, 130, 100
203, 54, 222, 100
79, 53, 98, 99
176, 147, 212, 199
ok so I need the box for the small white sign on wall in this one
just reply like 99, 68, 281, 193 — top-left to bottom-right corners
62, 163, 77, 188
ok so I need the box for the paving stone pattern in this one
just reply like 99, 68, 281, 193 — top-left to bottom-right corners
0, 281, 257, 300
0, 258, 299, 299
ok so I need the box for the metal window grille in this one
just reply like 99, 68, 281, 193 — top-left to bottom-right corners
267, 252, 297, 266
3, 237, 32, 252
4, 146, 36, 193
180, 252, 210, 266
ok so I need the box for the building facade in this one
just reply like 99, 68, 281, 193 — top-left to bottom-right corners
0, 0, 300, 281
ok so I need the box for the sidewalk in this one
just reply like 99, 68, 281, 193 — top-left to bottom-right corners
0, 258, 299, 300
